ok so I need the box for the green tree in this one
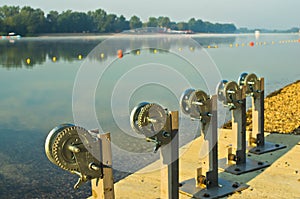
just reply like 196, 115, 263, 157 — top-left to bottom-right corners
19, 7, 46, 34
147, 17, 158, 27
46, 11, 59, 32
157, 16, 170, 28
129, 15, 142, 29
88, 9, 107, 32
115, 15, 129, 32
0, 5, 20, 34
176, 22, 188, 30
57, 10, 93, 33
103, 14, 118, 32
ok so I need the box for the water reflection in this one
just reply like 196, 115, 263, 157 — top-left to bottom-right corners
0, 36, 237, 68
0, 38, 103, 68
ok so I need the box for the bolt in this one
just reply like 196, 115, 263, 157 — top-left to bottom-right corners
192, 101, 204, 106
147, 118, 157, 123
89, 163, 101, 171
162, 132, 170, 138
68, 145, 80, 153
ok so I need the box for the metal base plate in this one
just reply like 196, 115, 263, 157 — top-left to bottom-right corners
179, 178, 248, 199
249, 141, 286, 155
225, 158, 270, 175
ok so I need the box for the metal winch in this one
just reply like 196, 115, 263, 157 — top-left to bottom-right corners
238, 73, 261, 97
217, 80, 244, 110
180, 88, 211, 128
130, 102, 170, 152
45, 124, 103, 189
238, 72, 286, 154
217, 79, 270, 175
179, 89, 246, 198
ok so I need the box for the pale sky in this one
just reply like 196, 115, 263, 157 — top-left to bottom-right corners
1, 0, 300, 29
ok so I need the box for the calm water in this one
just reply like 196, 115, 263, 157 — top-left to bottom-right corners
0, 33, 299, 198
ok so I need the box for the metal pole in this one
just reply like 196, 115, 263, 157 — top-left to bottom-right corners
160, 111, 179, 199
91, 133, 115, 199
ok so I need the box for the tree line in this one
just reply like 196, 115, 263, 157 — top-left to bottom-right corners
0, 5, 237, 36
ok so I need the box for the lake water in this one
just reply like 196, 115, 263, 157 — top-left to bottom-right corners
0, 33, 299, 198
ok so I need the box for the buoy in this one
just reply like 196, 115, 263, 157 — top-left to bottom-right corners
298, 39, 300, 43
117, 49, 123, 58
208, 46, 211, 49
136, 50, 140, 55
189, 47, 194, 51
100, 53, 105, 59
249, 42, 254, 47
215, 45, 218, 48
235, 44, 239, 47
26, 58, 31, 64
153, 49, 157, 54
229, 44, 233, 48
52, 57, 57, 62
178, 47, 182, 51
78, 55, 83, 60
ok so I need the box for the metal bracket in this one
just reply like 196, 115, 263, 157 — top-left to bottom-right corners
179, 92, 246, 198
131, 103, 179, 199
218, 81, 270, 175
179, 178, 248, 199
239, 74, 287, 154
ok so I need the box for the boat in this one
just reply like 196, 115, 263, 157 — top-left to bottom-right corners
0, 32, 21, 39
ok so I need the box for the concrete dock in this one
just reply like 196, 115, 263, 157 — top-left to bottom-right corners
109, 129, 300, 198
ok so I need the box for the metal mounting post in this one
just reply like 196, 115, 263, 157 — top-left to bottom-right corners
130, 103, 179, 199
220, 83, 270, 175
160, 111, 179, 199
90, 132, 115, 199
179, 93, 248, 198
247, 77, 286, 154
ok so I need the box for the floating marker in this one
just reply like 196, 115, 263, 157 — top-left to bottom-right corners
189, 47, 194, 51
26, 58, 31, 64
153, 49, 157, 54
236, 44, 239, 47
178, 47, 182, 51
136, 50, 140, 55
117, 49, 123, 58
100, 53, 105, 59
78, 55, 83, 60
208, 45, 211, 49
249, 42, 254, 47
229, 44, 233, 48
52, 57, 57, 62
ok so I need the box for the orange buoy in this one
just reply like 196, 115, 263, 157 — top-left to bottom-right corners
249, 42, 255, 47
298, 39, 300, 43
117, 49, 123, 58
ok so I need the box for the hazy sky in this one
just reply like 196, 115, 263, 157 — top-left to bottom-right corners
2, 0, 300, 29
